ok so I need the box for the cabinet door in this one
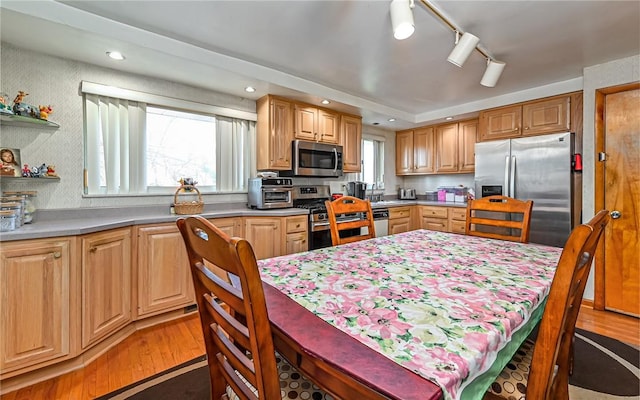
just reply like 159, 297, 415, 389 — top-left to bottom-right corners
210, 217, 243, 238
435, 123, 459, 173
283, 215, 308, 255
341, 114, 362, 172
81, 229, 131, 349
479, 105, 522, 141
285, 232, 308, 255
414, 126, 435, 173
389, 218, 411, 235
421, 217, 449, 232
244, 218, 282, 260
0, 238, 76, 372
270, 98, 294, 168
318, 109, 340, 144
294, 105, 317, 141
136, 224, 194, 319
522, 96, 570, 136
395, 130, 414, 175
458, 120, 477, 173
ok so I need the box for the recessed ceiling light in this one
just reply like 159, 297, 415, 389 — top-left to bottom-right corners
388, 118, 396, 122
321, 99, 330, 105
244, 86, 256, 93
445, 116, 454, 121
106, 51, 125, 61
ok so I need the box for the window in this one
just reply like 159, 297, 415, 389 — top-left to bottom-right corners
82, 83, 256, 196
360, 136, 385, 189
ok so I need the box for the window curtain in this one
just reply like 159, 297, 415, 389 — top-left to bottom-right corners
216, 116, 256, 192
84, 94, 146, 194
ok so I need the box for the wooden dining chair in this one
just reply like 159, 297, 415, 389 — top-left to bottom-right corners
176, 216, 330, 400
484, 209, 610, 400
465, 195, 534, 243
325, 195, 376, 246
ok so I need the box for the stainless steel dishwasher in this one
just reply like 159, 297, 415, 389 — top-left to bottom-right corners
372, 208, 389, 237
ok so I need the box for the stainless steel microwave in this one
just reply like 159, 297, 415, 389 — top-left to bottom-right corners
281, 140, 343, 177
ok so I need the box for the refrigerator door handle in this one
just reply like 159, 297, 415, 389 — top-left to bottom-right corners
504, 156, 511, 197
510, 155, 516, 197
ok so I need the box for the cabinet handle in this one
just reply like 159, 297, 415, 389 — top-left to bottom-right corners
90, 247, 97, 253
524, 126, 529, 130
53, 251, 61, 258
302, 240, 306, 243
514, 128, 519, 131
296, 224, 300, 228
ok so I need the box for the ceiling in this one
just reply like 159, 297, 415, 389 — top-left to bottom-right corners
1, 1, 639, 130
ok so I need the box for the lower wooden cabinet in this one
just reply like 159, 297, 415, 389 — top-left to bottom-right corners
0, 237, 78, 374
388, 207, 412, 235
244, 217, 282, 260
135, 223, 194, 319
419, 205, 468, 234
81, 228, 132, 349
449, 207, 467, 234
284, 215, 308, 254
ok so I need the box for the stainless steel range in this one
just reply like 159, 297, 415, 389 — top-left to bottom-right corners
292, 185, 361, 250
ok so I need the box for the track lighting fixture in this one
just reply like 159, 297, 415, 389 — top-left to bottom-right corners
390, 0, 415, 40
481, 59, 506, 87
447, 31, 480, 67
391, 0, 506, 87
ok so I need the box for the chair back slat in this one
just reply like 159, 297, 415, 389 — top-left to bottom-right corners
526, 210, 610, 399
466, 195, 534, 243
177, 216, 282, 400
325, 195, 376, 246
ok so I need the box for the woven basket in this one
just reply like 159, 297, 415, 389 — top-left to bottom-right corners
174, 185, 204, 215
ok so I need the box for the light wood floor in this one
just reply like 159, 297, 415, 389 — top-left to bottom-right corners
1, 306, 638, 400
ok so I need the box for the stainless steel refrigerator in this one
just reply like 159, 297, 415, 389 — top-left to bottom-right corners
474, 132, 574, 248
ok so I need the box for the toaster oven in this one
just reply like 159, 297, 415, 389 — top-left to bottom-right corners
247, 178, 293, 209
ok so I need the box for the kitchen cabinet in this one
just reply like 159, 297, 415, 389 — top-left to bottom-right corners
209, 216, 243, 238
435, 119, 477, 174
294, 104, 340, 144
340, 114, 362, 172
395, 127, 435, 175
256, 95, 294, 171
135, 223, 194, 319
419, 206, 449, 232
284, 215, 308, 254
448, 207, 467, 234
80, 228, 131, 349
244, 217, 282, 260
0, 237, 78, 374
478, 95, 570, 141
388, 206, 412, 234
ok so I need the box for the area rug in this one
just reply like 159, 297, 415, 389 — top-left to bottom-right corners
95, 329, 639, 399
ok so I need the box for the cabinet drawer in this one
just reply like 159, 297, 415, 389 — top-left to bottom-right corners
389, 217, 411, 235
449, 208, 467, 221
389, 207, 411, 219
421, 206, 448, 219
450, 220, 467, 234
286, 216, 307, 233
422, 217, 449, 232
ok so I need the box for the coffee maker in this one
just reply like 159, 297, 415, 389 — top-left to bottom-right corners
346, 181, 367, 199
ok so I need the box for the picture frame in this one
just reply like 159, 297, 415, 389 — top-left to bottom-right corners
0, 147, 22, 177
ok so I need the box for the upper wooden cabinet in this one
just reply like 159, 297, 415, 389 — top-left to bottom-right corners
479, 95, 570, 141
396, 127, 435, 175
340, 114, 362, 172
294, 104, 339, 144
256, 95, 294, 171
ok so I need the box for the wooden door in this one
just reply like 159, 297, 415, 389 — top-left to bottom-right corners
81, 229, 131, 349
318, 109, 339, 143
602, 87, 639, 317
479, 105, 522, 141
435, 123, 458, 173
341, 114, 362, 172
270, 98, 294, 168
522, 95, 570, 136
0, 238, 76, 372
244, 217, 282, 260
395, 130, 414, 175
294, 105, 317, 141
414, 126, 435, 173
136, 224, 194, 318
458, 119, 477, 172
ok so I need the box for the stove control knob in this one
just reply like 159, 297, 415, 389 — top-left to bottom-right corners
318, 214, 325, 220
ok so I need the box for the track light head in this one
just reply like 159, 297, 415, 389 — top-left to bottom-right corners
481, 59, 506, 87
447, 31, 480, 67
390, 0, 415, 40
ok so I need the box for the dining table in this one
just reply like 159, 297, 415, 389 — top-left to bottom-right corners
257, 229, 563, 400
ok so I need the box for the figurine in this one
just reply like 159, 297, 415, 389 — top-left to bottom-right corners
39, 105, 53, 120
13, 91, 28, 104
0, 92, 13, 114
22, 164, 31, 177
46, 164, 58, 177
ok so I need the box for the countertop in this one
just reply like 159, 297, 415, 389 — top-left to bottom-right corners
0, 200, 466, 242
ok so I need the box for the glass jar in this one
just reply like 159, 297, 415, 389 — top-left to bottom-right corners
0, 210, 17, 232
0, 202, 22, 228
2, 191, 36, 223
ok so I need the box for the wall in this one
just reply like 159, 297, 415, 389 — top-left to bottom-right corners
581, 54, 640, 300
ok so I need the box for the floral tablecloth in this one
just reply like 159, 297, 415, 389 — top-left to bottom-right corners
259, 229, 563, 400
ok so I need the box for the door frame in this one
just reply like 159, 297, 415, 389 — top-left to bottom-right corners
593, 81, 640, 310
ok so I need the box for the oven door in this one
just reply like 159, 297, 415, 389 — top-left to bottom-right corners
309, 221, 361, 250
289, 140, 343, 177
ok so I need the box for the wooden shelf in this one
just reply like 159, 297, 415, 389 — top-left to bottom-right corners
0, 113, 60, 129
0, 176, 60, 183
